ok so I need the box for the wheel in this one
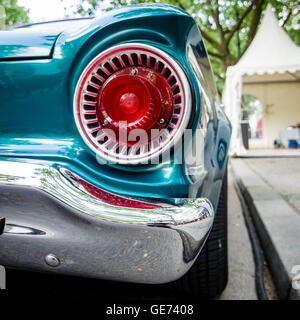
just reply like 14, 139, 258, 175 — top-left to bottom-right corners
175, 168, 228, 297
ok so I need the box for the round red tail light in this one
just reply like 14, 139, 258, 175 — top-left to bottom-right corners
74, 44, 191, 164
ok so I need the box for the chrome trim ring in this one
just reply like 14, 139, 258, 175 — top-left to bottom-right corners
73, 43, 192, 164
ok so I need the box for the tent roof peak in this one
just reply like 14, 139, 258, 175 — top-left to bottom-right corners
228, 4, 300, 76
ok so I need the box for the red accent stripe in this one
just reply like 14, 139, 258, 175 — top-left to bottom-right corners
66, 170, 161, 210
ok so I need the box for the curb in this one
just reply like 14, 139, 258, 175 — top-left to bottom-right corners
231, 159, 300, 300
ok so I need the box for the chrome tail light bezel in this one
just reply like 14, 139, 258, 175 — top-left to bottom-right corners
73, 43, 192, 164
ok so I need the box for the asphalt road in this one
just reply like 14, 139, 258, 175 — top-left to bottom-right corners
219, 169, 256, 300
4, 170, 260, 300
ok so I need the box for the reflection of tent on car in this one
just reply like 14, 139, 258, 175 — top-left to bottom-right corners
223, 4, 300, 155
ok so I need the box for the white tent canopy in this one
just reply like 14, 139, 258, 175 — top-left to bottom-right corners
223, 4, 300, 155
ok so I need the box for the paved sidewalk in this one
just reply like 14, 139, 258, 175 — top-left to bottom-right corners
243, 158, 300, 214
231, 158, 300, 300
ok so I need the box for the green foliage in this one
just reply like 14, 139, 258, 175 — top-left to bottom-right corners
272, 0, 300, 47
77, 0, 99, 16
75, 0, 300, 94
0, 0, 29, 27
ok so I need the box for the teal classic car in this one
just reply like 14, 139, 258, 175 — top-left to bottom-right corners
0, 4, 231, 296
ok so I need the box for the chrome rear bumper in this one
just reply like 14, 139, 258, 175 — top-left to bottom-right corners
0, 160, 214, 284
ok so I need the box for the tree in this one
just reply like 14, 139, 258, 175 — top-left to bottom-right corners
76, 0, 300, 93
0, 0, 29, 28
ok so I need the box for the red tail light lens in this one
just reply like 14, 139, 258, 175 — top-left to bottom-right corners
74, 44, 191, 164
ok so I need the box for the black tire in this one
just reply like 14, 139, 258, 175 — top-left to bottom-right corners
176, 168, 228, 297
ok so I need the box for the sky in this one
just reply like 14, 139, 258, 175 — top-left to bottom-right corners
18, 0, 102, 22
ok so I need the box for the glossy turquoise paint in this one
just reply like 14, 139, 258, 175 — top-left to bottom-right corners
0, 4, 230, 208
0, 18, 93, 60
0, 28, 59, 60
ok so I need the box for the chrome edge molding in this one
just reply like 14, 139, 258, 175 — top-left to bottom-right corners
0, 160, 214, 284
